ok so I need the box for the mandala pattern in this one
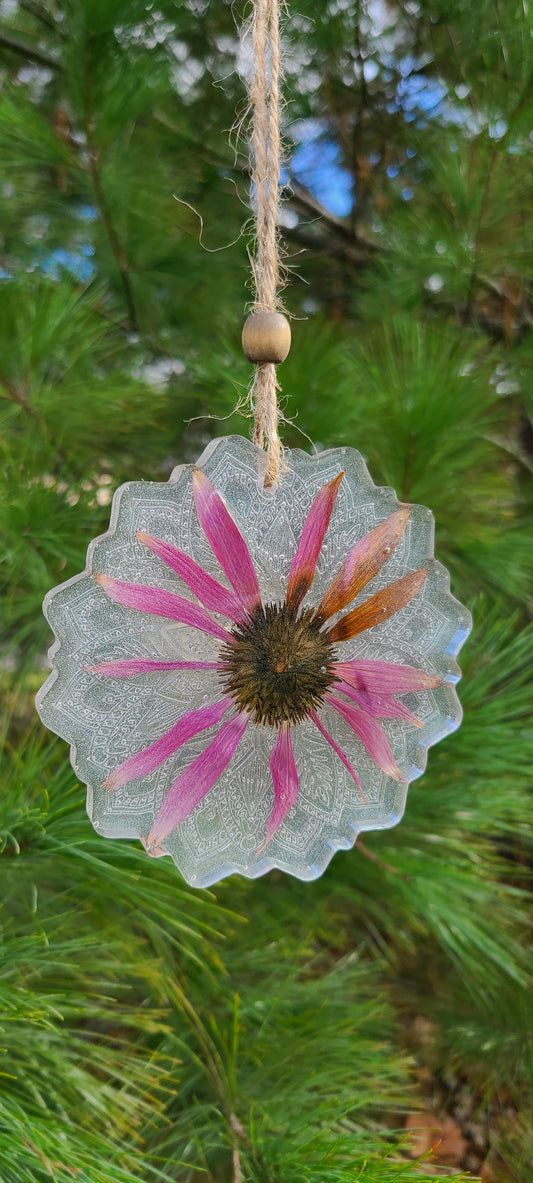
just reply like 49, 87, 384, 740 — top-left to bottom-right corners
36, 436, 471, 887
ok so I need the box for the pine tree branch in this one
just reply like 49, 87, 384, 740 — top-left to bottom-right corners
232, 1145, 242, 1183
230, 1113, 244, 1183
355, 837, 406, 878
86, 144, 139, 333
19, 0, 66, 37
282, 221, 370, 266
350, 4, 369, 237
82, 42, 139, 334
0, 29, 61, 70
287, 174, 382, 255
476, 272, 533, 328
463, 149, 497, 324
433, 279, 533, 337
160, 117, 382, 260
0, 371, 36, 417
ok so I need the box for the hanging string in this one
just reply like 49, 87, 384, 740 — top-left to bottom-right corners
251, 0, 281, 313
248, 0, 285, 486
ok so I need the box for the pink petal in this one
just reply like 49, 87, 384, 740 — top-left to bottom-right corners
147, 711, 249, 850
192, 470, 261, 614
308, 710, 366, 801
260, 722, 299, 849
335, 659, 440, 694
325, 693, 404, 781
286, 472, 344, 611
105, 698, 231, 791
86, 659, 221, 677
332, 678, 422, 727
136, 531, 244, 623
95, 574, 232, 643
316, 508, 410, 620
326, 568, 429, 644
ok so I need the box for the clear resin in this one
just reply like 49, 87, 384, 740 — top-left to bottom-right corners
36, 436, 471, 887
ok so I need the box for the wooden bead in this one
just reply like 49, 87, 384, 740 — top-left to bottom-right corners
242, 311, 291, 364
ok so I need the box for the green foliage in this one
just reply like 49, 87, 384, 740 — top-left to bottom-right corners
1, 0, 532, 1180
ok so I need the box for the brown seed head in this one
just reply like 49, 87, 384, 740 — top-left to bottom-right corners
220, 603, 336, 726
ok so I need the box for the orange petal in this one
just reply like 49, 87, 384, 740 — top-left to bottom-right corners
326, 568, 429, 643
316, 508, 410, 621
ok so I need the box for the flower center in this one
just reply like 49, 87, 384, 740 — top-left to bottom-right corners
219, 603, 336, 726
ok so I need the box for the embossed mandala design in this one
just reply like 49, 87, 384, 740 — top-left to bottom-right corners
36, 436, 471, 887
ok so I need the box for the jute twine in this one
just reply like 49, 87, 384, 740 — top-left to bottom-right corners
249, 0, 283, 486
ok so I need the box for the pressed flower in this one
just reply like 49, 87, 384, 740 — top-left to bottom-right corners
89, 469, 431, 854
37, 437, 470, 885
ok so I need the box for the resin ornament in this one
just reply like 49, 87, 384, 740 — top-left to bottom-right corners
36, 436, 471, 887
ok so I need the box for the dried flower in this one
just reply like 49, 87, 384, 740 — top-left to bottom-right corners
88, 468, 439, 854
37, 438, 470, 885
